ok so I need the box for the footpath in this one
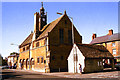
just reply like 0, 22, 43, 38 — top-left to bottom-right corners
9, 69, 119, 79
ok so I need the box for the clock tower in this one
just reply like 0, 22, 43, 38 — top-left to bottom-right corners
39, 2, 47, 30
34, 2, 47, 39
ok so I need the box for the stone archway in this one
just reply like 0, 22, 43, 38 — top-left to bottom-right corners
26, 59, 29, 70
19, 59, 22, 69
22, 59, 25, 69
31, 58, 34, 70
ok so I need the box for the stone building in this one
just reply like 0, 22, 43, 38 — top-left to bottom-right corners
68, 43, 114, 73
18, 3, 82, 72
8, 54, 19, 68
90, 29, 120, 62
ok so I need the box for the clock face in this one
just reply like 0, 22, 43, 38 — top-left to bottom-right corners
42, 18, 45, 21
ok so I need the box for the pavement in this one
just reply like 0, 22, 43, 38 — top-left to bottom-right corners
8, 68, 120, 79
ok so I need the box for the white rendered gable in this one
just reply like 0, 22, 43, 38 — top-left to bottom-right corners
68, 44, 85, 73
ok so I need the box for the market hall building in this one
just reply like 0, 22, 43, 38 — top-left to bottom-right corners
18, 3, 82, 72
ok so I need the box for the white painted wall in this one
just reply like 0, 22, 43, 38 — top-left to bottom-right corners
68, 44, 85, 73
8, 57, 14, 66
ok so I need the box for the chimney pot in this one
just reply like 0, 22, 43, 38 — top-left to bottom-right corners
92, 33, 97, 40
108, 29, 113, 35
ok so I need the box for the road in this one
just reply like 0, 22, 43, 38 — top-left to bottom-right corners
0, 69, 119, 80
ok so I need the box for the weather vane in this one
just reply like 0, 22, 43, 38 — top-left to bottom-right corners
41, 2, 43, 7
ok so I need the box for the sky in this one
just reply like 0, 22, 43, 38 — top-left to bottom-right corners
1, 1, 118, 58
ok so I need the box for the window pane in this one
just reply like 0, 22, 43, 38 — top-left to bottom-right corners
36, 42, 39, 47
59, 29, 64, 44
61, 56, 63, 60
23, 47, 25, 51
52, 56, 55, 60
26, 46, 29, 50
112, 43, 115, 47
68, 30, 72, 44
41, 57, 44, 63
113, 49, 116, 54
37, 58, 39, 63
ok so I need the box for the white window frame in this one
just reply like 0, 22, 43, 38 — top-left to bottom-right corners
112, 49, 116, 55
98, 62, 99, 66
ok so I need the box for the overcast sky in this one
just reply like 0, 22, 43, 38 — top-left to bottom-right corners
1, 1, 118, 58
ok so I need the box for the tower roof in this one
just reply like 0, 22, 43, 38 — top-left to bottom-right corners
40, 2, 45, 11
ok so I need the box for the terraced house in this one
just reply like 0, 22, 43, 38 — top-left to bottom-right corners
18, 3, 82, 72
90, 29, 120, 64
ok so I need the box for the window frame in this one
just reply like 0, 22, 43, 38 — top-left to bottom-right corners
112, 49, 116, 55
59, 29, 64, 44
68, 30, 72, 44
23, 47, 25, 51
41, 57, 44, 63
37, 57, 39, 63
36, 42, 39, 47
112, 42, 115, 47
26, 46, 29, 50
61, 56, 63, 60
52, 56, 55, 60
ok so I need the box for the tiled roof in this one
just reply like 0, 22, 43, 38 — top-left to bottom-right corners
19, 33, 33, 48
37, 14, 64, 40
19, 14, 66, 47
90, 33, 120, 44
8, 54, 19, 58
76, 43, 113, 58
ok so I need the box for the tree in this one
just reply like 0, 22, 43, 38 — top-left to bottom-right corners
10, 52, 19, 55
0, 54, 3, 66
0, 54, 7, 66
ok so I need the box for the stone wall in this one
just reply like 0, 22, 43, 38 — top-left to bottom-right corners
84, 58, 103, 73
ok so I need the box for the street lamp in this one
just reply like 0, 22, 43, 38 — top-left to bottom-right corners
11, 43, 19, 53
57, 11, 77, 73
11, 43, 19, 69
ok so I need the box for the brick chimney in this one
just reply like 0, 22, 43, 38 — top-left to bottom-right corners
108, 29, 113, 35
92, 34, 97, 40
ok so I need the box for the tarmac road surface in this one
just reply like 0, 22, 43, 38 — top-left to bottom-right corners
0, 69, 119, 80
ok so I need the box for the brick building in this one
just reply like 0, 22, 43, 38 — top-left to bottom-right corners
18, 3, 82, 72
90, 29, 120, 62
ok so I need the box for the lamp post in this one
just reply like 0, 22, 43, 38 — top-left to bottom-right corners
57, 11, 77, 73
11, 43, 19, 53
11, 43, 31, 70
11, 43, 19, 69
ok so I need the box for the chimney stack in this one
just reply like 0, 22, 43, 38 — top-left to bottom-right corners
108, 29, 113, 35
92, 33, 97, 40
34, 12, 40, 39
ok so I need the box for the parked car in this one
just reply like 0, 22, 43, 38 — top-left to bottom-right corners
1, 66, 9, 69
115, 62, 120, 70
13, 63, 17, 69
